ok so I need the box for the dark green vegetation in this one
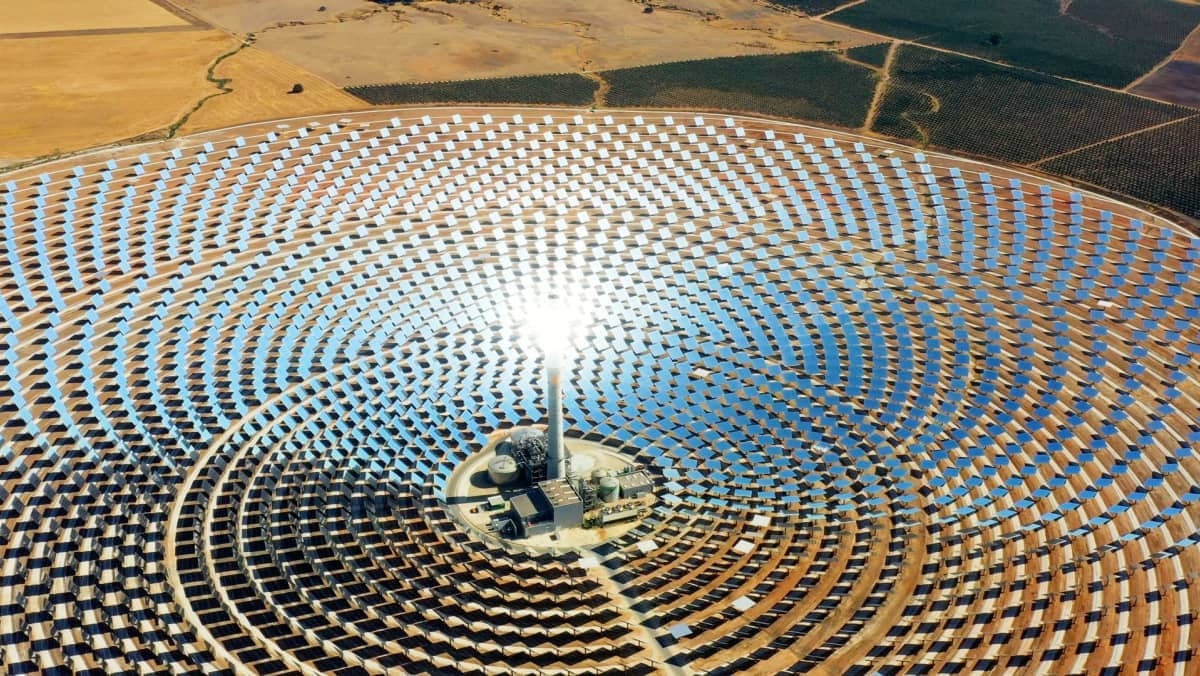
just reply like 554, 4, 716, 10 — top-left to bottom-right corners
1068, 0, 1200, 45
601, 51, 877, 129
845, 42, 891, 69
828, 0, 1200, 87
1041, 117, 1200, 219
874, 45, 1190, 164
347, 73, 596, 106
342, 35, 1200, 221
763, 0, 849, 14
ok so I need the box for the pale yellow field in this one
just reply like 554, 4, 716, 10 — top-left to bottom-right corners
0, 0, 877, 165
168, 0, 367, 35
180, 45, 362, 134
0, 31, 237, 164
0, 0, 190, 34
182, 0, 873, 86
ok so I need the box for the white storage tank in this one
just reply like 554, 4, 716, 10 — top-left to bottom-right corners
487, 454, 520, 486
597, 475, 621, 503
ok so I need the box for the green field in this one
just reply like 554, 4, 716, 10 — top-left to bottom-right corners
1067, 0, 1200, 45
872, 45, 1190, 164
601, 51, 877, 129
347, 73, 597, 106
1041, 117, 1200, 220
764, 0, 850, 14
338, 38, 1200, 222
845, 42, 892, 69
828, 0, 1200, 87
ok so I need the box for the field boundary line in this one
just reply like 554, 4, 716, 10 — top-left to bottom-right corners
153, 0, 211, 28
347, 71, 587, 90
0, 24, 203, 39
581, 72, 611, 108
861, 40, 898, 132
1125, 21, 1200, 92
160, 39, 253, 139
819, 0, 869, 20
5, 104, 1193, 229
814, 12, 1187, 107
1030, 114, 1199, 167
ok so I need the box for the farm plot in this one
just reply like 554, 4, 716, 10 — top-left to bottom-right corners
871, 45, 1190, 164
1131, 61, 1200, 109
828, 0, 1200, 87
601, 51, 877, 129
845, 42, 891, 69
0, 30, 237, 165
347, 74, 597, 107
764, 0, 852, 15
1041, 116, 1200, 220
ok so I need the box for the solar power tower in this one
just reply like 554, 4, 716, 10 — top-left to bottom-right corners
524, 292, 597, 480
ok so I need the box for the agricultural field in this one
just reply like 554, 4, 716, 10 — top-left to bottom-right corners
185, 0, 870, 88
845, 42, 892, 69
167, 0, 366, 35
180, 45, 363, 134
1130, 20, 1200, 108
1, 0, 1195, 226
763, 0, 850, 15
0, 30, 238, 166
601, 51, 877, 129
1066, 0, 1200, 45
346, 74, 598, 107
827, 0, 1200, 87
1041, 117, 1200, 219
870, 84, 931, 142
871, 45, 1191, 164
1131, 61, 1200, 109
0, 0, 193, 35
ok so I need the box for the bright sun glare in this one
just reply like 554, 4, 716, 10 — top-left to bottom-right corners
516, 282, 605, 358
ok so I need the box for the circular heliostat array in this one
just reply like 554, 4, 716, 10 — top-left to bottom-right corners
1, 107, 1199, 675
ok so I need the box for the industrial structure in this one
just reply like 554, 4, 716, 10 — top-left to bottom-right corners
484, 427, 655, 539
511, 478, 584, 537
0, 106, 1197, 674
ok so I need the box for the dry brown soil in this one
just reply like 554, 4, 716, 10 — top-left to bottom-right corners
1126, 20, 1200, 107
181, 0, 873, 86
167, 0, 368, 35
1173, 24, 1200, 62
180, 45, 363, 134
0, 0, 190, 34
0, 31, 237, 165
1130, 61, 1200, 108
0, 0, 874, 165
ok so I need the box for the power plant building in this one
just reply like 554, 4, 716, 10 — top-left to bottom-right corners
617, 470, 654, 500
511, 478, 584, 537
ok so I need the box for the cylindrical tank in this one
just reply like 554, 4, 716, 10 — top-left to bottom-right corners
487, 454, 520, 486
597, 476, 620, 503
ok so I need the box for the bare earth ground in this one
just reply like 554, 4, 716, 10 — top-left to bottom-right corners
179, 45, 363, 134
1130, 61, 1200, 109
1126, 21, 1200, 107
0, 0, 190, 34
0, 0, 872, 166
178, 0, 873, 86
0, 31, 237, 165
1173, 23, 1200, 62
0, 0, 368, 168
167, 0, 371, 35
